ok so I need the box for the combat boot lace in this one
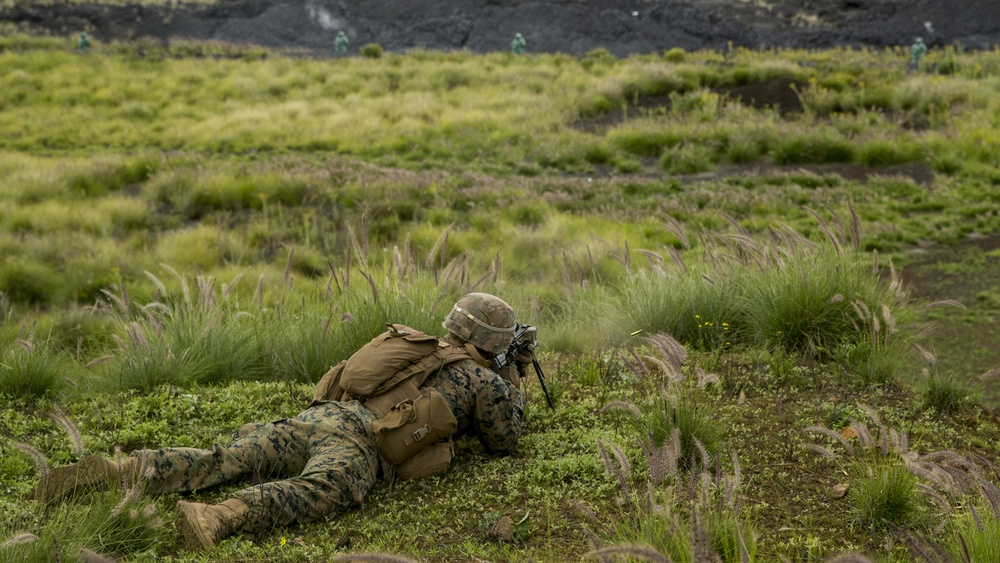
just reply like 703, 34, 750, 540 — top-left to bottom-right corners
34, 454, 138, 503
175, 498, 250, 551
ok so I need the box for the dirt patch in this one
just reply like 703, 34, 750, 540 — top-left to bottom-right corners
716, 77, 804, 115
575, 76, 805, 132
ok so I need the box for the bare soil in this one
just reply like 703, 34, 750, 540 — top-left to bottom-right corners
3, 0, 1000, 56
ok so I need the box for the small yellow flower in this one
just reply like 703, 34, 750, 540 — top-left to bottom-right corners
694, 314, 701, 319
280, 536, 288, 547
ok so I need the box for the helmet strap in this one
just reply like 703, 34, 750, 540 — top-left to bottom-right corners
463, 343, 492, 368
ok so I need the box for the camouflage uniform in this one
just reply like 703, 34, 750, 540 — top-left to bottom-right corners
134, 358, 522, 533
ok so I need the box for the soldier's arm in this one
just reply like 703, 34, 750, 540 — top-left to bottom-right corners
473, 368, 524, 455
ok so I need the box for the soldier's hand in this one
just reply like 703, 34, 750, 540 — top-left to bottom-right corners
513, 351, 533, 379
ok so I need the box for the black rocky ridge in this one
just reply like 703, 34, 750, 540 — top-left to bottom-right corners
2, 0, 999, 55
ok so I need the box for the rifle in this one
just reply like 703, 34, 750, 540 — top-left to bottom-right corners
488, 324, 554, 409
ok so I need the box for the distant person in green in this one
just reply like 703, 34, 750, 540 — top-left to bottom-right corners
511, 32, 526, 55
77, 31, 91, 53
334, 31, 349, 54
910, 37, 927, 71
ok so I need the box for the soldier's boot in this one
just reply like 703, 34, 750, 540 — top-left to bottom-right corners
34, 454, 139, 503
175, 498, 250, 551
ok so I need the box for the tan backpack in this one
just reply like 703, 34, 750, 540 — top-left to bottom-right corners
312, 324, 487, 478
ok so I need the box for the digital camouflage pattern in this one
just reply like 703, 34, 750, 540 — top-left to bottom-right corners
133, 358, 522, 533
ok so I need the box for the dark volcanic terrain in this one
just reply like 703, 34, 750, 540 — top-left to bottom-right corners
3, 0, 1000, 55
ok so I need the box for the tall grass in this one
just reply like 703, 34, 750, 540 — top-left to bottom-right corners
0, 340, 69, 398
850, 462, 919, 528
616, 212, 908, 382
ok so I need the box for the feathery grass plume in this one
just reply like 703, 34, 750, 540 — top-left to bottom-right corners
573, 501, 600, 524
160, 264, 190, 305
821, 204, 847, 242
925, 299, 966, 310
884, 521, 953, 563
581, 527, 610, 562
659, 213, 690, 250
586, 545, 673, 562
915, 482, 953, 513
79, 549, 120, 563
48, 405, 84, 457
640, 427, 681, 487
694, 367, 719, 389
332, 554, 419, 563
847, 202, 864, 250
425, 226, 451, 270
642, 355, 679, 384
347, 226, 369, 269
600, 401, 644, 419
0, 532, 39, 548
719, 211, 751, 239
823, 555, 873, 563
856, 404, 887, 449
597, 438, 632, 496
689, 506, 712, 563
665, 246, 687, 273
802, 444, 838, 459
144, 271, 168, 299
222, 270, 246, 299
626, 346, 649, 379
359, 270, 379, 305
912, 343, 937, 365
644, 333, 687, 374
802, 426, 856, 457
112, 453, 151, 517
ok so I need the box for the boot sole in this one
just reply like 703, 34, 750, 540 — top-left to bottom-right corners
175, 501, 214, 551
35, 454, 114, 503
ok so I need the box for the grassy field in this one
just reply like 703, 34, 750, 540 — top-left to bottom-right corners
1, 33, 1000, 562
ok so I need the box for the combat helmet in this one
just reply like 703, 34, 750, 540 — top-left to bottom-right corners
443, 293, 516, 355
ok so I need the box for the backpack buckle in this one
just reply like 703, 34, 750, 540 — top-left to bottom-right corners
412, 425, 430, 442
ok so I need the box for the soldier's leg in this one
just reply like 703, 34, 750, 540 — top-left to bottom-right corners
140, 419, 312, 494
231, 403, 380, 533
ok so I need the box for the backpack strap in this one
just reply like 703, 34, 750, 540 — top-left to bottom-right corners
362, 340, 478, 416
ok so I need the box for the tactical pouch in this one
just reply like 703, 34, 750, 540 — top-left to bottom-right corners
395, 439, 453, 480
372, 387, 457, 465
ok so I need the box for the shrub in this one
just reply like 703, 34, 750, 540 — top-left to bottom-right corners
849, 462, 918, 528
663, 47, 686, 63
608, 124, 683, 157
660, 143, 715, 175
361, 43, 384, 59
724, 135, 768, 164
771, 133, 854, 165
0, 259, 62, 305
855, 139, 925, 166
0, 342, 68, 399
947, 504, 1000, 562
1, 490, 164, 562
641, 390, 725, 469
921, 372, 971, 414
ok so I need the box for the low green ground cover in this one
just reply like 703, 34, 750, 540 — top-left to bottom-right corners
1, 33, 999, 562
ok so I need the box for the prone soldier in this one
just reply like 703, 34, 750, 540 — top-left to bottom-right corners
34, 293, 528, 550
